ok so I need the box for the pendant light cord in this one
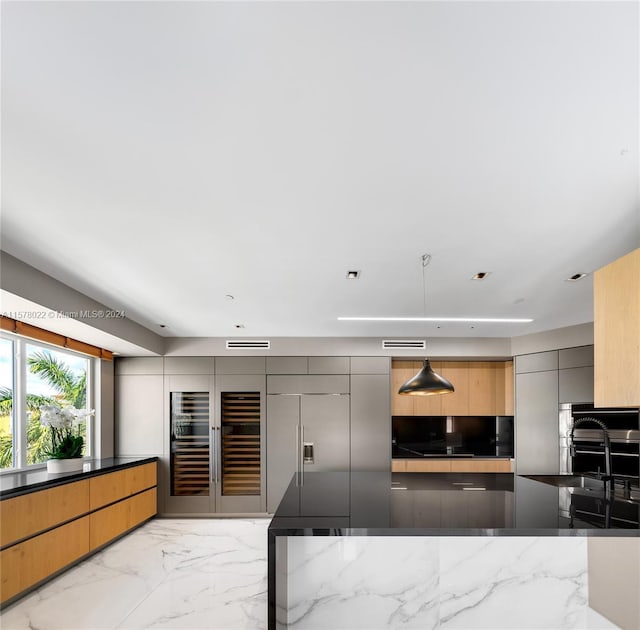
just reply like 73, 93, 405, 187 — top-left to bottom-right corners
421, 253, 431, 318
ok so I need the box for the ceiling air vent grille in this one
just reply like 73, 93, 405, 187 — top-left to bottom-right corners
382, 340, 426, 350
226, 340, 271, 350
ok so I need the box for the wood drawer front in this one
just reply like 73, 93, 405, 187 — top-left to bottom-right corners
129, 488, 157, 527
89, 488, 157, 550
405, 460, 452, 473
89, 463, 157, 510
0, 480, 90, 548
0, 515, 90, 604
449, 460, 512, 473
393, 459, 511, 473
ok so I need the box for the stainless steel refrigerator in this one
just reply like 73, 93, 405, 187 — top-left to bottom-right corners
266, 392, 350, 513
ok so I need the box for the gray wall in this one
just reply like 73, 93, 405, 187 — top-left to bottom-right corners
164, 336, 513, 358
95, 358, 115, 459
1, 251, 165, 355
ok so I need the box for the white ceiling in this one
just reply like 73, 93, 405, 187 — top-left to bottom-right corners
1, 1, 638, 341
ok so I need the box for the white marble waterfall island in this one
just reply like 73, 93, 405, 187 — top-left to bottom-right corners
267, 472, 640, 630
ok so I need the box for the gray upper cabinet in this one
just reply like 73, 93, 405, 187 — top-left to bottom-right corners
215, 356, 266, 374
558, 345, 594, 403
115, 357, 163, 375
515, 351, 559, 374
558, 346, 594, 370
164, 356, 215, 375
350, 356, 390, 375
308, 356, 350, 374
266, 356, 308, 374
559, 366, 594, 403
267, 375, 350, 394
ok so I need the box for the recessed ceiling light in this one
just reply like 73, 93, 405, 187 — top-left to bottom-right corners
225, 294, 235, 300
337, 316, 533, 323
159, 324, 167, 328
346, 270, 360, 279
472, 272, 490, 280
235, 324, 245, 329
566, 273, 587, 282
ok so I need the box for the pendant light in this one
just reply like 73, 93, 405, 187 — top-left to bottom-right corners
398, 254, 455, 396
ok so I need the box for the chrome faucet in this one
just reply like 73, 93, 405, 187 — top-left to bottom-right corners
569, 417, 614, 493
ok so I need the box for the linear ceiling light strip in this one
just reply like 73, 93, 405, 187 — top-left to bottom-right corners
338, 316, 533, 323
0, 315, 113, 360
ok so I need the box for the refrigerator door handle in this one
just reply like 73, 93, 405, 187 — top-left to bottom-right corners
211, 427, 216, 483
215, 427, 220, 485
300, 425, 304, 485
295, 424, 300, 486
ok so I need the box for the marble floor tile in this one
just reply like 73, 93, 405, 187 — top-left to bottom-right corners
0, 518, 270, 630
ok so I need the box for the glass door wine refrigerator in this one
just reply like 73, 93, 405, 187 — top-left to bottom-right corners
165, 374, 266, 514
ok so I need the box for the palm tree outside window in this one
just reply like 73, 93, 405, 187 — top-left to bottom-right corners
0, 336, 91, 470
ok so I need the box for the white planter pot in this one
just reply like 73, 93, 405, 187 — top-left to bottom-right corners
47, 458, 84, 474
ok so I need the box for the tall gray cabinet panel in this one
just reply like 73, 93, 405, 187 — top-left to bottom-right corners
350, 373, 391, 471
515, 369, 559, 474
266, 395, 300, 513
266, 392, 350, 513
115, 357, 164, 458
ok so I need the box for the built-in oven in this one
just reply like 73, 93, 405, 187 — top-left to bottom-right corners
559, 403, 640, 482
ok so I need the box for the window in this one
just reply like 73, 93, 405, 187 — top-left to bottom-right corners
0, 338, 14, 468
0, 333, 93, 471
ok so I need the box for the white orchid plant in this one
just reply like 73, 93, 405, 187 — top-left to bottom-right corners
39, 404, 95, 459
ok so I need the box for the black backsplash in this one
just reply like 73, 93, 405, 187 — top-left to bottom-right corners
392, 415, 514, 458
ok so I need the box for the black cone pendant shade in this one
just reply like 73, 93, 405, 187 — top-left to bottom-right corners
398, 359, 455, 396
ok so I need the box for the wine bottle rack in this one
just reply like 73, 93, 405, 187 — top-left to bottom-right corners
221, 391, 261, 496
170, 391, 210, 496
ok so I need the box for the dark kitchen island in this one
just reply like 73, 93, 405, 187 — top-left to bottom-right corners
268, 471, 640, 629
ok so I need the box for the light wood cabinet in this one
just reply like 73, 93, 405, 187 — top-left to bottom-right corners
90, 488, 157, 550
594, 248, 640, 407
1, 516, 90, 604
468, 362, 497, 416
0, 461, 157, 606
391, 360, 514, 417
407, 460, 451, 472
392, 459, 512, 473
0, 480, 90, 548
89, 462, 157, 510
441, 362, 470, 415
449, 459, 512, 473
391, 360, 417, 415
414, 361, 444, 415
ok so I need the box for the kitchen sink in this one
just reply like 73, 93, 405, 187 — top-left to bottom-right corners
522, 474, 606, 490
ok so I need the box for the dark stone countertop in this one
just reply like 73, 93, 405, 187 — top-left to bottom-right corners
268, 471, 640, 537
0, 457, 159, 500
